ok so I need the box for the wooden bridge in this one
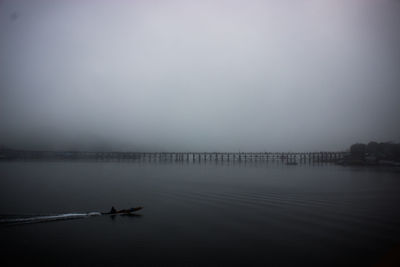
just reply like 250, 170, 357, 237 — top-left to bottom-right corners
0, 149, 348, 163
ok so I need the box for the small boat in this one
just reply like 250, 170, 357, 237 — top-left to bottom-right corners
102, 207, 143, 215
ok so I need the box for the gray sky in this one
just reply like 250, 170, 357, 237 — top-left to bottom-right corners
0, 0, 399, 152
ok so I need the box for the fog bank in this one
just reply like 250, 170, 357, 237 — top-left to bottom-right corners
1, 0, 399, 152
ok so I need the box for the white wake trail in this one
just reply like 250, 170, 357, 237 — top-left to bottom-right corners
0, 212, 101, 225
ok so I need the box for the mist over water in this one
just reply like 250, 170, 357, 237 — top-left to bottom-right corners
1, 2, 400, 265
1, 0, 400, 152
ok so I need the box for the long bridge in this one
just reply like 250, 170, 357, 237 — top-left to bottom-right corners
0, 149, 348, 163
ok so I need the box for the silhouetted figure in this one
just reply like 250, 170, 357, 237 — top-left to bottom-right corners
104, 206, 143, 215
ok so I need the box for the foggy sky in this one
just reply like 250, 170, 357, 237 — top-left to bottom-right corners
1, 0, 399, 152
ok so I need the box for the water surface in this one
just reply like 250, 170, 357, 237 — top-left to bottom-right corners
1, 161, 399, 266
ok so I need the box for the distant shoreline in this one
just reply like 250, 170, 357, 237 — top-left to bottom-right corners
1, 142, 399, 167
337, 142, 400, 167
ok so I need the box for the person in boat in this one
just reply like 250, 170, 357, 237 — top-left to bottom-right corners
110, 206, 117, 214
108, 206, 143, 214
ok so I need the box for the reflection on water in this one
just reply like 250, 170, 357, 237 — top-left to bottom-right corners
1, 161, 399, 266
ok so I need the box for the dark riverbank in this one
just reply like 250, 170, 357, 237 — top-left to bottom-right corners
338, 142, 400, 167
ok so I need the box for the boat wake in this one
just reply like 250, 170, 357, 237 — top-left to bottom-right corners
0, 212, 102, 225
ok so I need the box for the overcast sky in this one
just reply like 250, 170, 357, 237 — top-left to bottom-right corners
0, 0, 399, 152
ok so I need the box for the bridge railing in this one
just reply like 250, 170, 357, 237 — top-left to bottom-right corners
0, 149, 349, 163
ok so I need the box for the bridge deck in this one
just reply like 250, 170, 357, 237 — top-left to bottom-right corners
0, 150, 348, 163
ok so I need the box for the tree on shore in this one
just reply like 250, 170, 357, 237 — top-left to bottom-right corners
350, 142, 400, 162
350, 143, 366, 160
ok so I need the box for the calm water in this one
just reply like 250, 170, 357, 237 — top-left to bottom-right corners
1, 161, 400, 266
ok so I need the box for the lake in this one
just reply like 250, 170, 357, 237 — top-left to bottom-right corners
1, 161, 400, 266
